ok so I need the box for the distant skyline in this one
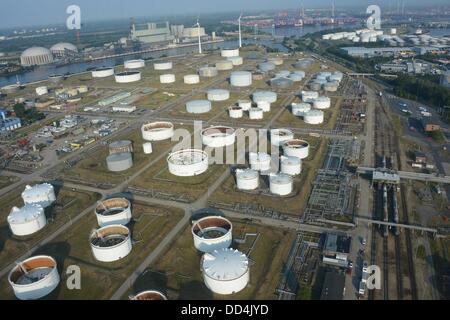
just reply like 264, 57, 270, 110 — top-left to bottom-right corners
0, 0, 449, 29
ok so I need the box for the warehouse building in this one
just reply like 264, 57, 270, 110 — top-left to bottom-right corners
130, 21, 175, 45
322, 233, 351, 268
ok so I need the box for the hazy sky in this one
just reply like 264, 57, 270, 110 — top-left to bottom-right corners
0, 0, 448, 29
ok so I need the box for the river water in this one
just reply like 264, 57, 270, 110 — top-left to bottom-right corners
0, 24, 351, 87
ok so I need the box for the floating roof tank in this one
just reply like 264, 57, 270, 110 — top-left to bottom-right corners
95, 198, 132, 227
124, 59, 145, 69
282, 139, 310, 159
236, 168, 259, 190
132, 291, 168, 300
8, 255, 60, 300
270, 128, 294, 146
141, 121, 174, 141
92, 67, 115, 78
90, 225, 132, 262
167, 149, 209, 177
186, 100, 211, 114
192, 216, 233, 253
201, 126, 236, 148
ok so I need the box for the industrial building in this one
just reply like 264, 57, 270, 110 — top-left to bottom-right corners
130, 21, 175, 45
20, 47, 54, 66
0, 114, 21, 132
95, 198, 132, 227
201, 248, 249, 295
322, 233, 351, 267
8, 255, 60, 300
90, 225, 132, 262
191, 216, 233, 253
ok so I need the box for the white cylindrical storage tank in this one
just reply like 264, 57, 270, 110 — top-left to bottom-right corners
141, 122, 174, 141
270, 173, 293, 196
249, 107, 263, 120
154, 61, 173, 70
201, 248, 249, 295
35, 86, 48, 96
22, 183, 56, 208
7, 204, 46, 237
267, 57, 283, 65
304, 109, 324, 125
309, 83, 321, 91
201, 126, 236, 148
95, 198, 132, 227
302, 91, 319, 103
227, 56, 243, 66
106, 152, 133, 172
8, 255, 60, 300
291, 102, 311, 117
199, 66, 218, 77
132, 291, 168, 300
115, 71, 141, 83
160, 74, 175, 84
230, 71, 252, 87
257, 101, 271, 113
280, 156, 302, 176
221, 48, 239, 58
192, 216, 232, 253
92, 67, 115, 78
313, 96, 331, 110
186, 100, 211, 114
289, 73, 304, 82
238, 100, 252, 111
207, 89, 229, 101
143, 142, 153, 155
229, 106, 243, 118
253, 91, 277, 104
236, 168, 259, 190
323, 82, 339, 92
90, 225, 132, 262
184, 74, 200, 84
167, 149, 209, 177
249, 152, 271, 172
258, 62, 276, 72
215, 60, 233, 71
124, 59, 145, 69
283, 139, 310, 159
275, 70, 291, 78
270, 128, 294, 147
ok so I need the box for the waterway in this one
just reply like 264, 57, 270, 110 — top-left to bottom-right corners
0, 24, 352, 87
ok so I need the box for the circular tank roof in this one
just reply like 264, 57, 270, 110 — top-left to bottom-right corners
202, 248, 249, 281
21, 47, 52, 58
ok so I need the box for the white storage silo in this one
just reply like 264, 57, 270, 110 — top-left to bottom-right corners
154, 61, 173, 70
304, 109, 324, 125
184, 74, 200, 84
186, 100, 212, 114
270, 128, 294, 147
215, 60, 233, 71
201, 248, 249, 295
141, 122, 174, 141
282, 139, 310, 159
7, 204, 46, 236
160, 74, 175, 84
201, 126, 236, 148
253, 91, 277, 104
291, 102, 311, 117
229, 106, 243, 119
236, 169, 259, 190
143, 142, 153, 154
313, 96, 331, 109
258, 62, 276, 72
302, 91, 319, 103
207, 89, 230, 101
21, 183, 56, 208
115, 71, 141, 83
270, 173, 293, 196
323, 82, 339, 92
132, 291, 168, 300
257, 101, 271, 113
227, 56, 243, 66
238, 100, 252, 111
230, 71, 252, 87
280, 156, 302, 176
199, 66, 218, 77
8, 255, 60, 300
92, 67, 114, 78
249, 107, 263, 120
90, 225, 132, 262
249, 152, 271, 172
167, 149, 209, 177
95, 198, 132, 227
221, 48, 240, 58
124, 59, 145, 69
192, 216, 233, 253
106, 152, 133, 172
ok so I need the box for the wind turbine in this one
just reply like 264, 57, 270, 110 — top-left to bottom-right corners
195, 18, 202, 54
238, 13, 242, 48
